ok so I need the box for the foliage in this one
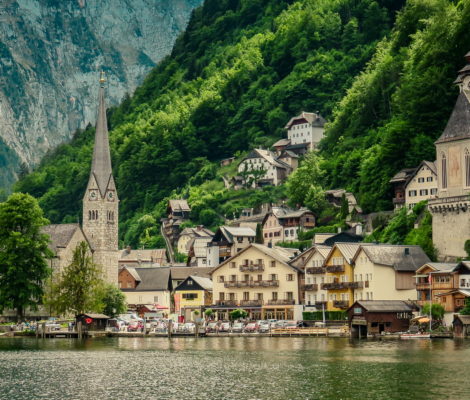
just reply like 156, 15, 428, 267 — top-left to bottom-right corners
276, 240, 311, 252
298, 224, 341, 240
204, 308, 214, 318
460, 298, 470, 316
97, 284, 127, 318
229, 308, 248, 320
465, 240, 470, 259
46, 242, 104, 316
302, 311, 347, 321
0, 193, 52, 320
255, 223, 263, 244
421, 303, 445, 321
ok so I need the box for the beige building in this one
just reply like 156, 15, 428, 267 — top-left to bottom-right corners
118, 248, 167, 268
177, 226, 213, 255
404, 161, 438, 209
187, 236, 214, 267
429, 52, 470, 260
352, 245, 429, 302
207, 226, 256, 267
210, 244, 302, 320
285, 111, 326, 151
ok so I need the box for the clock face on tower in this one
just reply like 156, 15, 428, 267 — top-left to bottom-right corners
89, 190, 98, 200
107, 191, 115, 201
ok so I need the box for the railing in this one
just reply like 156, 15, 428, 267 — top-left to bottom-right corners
224, 280, 279, 288
333, 300, 349, 309
306, 267, 326, 274
215, 300, 237, 306
239, 264, 264, 272
239, 300, 263, 307
302, 284, 318, 291
393, 198, 405, 205
315, 301, 327, 306
428, 194, 470, 206
416, 282, 430, 291
326, 265, 345, 273
322, 282, 360, 290
267, 299, 295, 306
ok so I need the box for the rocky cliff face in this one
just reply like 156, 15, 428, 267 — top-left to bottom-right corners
0, 0, 202, 189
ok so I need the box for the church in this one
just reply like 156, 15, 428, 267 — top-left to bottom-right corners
44, 74, 119, 285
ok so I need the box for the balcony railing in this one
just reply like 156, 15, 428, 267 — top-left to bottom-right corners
215, 300, 237, 306
239, 263, 264, 272
333, 300, 349, 309
315, 301, 327, 306
302, 284, 318, 291
321, 282, 361, 290
393, 198, 405, 205
224, 280, 279, 288
416, 282, 430, 291
306, 267, 326, 274
239, 300, 263, 307
267, 299, 295, 306
326, 265, 345, 273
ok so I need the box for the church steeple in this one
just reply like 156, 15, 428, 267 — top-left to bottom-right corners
90, 71, 113, 197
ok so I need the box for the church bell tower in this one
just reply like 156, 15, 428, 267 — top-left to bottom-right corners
83, 72, 119, 284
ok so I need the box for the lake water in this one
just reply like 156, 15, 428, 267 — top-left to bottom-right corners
0, 337, 469, 399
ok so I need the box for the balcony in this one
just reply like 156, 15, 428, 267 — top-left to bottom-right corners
239, 300, 263, 307
302, 284, 318, 291
416, 282, 430, 291
393, 197, 405, 205
333, 300, 349, 309
322, 282, 360, 290
215, 300, 237, 307
306, 267, 326, 274
315, 301, 327, 306
224, 280, 279, 288
326, 265, 345, 273
267, 299, 295, 306
239, 263, 264, 272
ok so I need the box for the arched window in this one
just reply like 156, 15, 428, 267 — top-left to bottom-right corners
95, 210, 98, 220
441, 153, 447, 189
465, 148, 470, 187
89, 210, 92, 220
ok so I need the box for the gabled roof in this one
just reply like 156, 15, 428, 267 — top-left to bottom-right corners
355, 244, 430, 272
284, 111, 326, 129
272, 138, 291, 147
389, 168, 417, 184
215, 226, 256, 243
278, 208, 313, 219
289, 245, 331, 267
119, 248, 167, 264
243, 149, 291, 170
405, 161, 437, 185
42, 224, 85, 253
436, 92, 470, 144
126, 267, 142, 282
121, 267, 171, 292
454, 314, 470, 325
192, 237, 213, 257
278, 150, 299, 159
174, 275, 213, 291
169, 199, 191, 212
180, 227, 214, 238
350, 300, 415, 313
323, 232, 362, 247
169, 266, 215, 281
416, 262, 458, 275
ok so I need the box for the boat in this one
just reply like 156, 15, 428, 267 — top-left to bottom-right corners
400, 332, 431, 339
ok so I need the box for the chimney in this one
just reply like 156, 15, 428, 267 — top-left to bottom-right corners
197, 225, 203, 231
404, 248, 410, 256
125, 245, 131, 254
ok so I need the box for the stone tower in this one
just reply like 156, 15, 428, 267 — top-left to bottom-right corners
83, 73, 119, 284
428, 52, 470, 260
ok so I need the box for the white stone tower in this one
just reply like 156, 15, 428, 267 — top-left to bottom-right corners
82, 73, 119, 284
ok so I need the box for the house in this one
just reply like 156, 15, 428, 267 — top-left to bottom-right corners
277, 150, 299, 170
75, 313, 109, 332
389, 168, 418, 210
210, 244, 303, 321
169, 266, 214, 290
428, 52, 470, 259
174, 276, 213, 321
237, 149, 292, 187
404, 161, 438, 209
272, 138, 291, 154
220, 157, 235, 167
187, 237, 214, 267
322, 243, 362, 311
352, 244, 430, 302
167, 199, 191, 220
118, 247, 167, 268
290, 245, 331, 308
453, 314, 470, 337
177, 226, 213, 255
207, 226, 256, 267
162, 199, 191, 246
348, 300, 416, 337
119, 267, 172, 314
262, 206, 315, 245
324, 189, 362, 214
322, 231, 362, 247
285, 111, 326, 152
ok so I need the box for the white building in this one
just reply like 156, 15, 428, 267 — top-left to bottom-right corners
285, 111, 326, 151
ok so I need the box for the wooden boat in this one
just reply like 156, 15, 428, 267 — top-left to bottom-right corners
400, 332, 431, 339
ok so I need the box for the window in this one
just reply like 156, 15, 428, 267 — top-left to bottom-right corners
419, 189, 428, 196
427, 177, 433, 182
408, 190, 417, 197
244, 274, 250, 282
272, 292, 278, 300
219, 292, 225, 301
431, 188, 438, 195
286, 292, 293, 300
466, 149, 470, 187
218, 276, 225, 283
182, 293, 198, 300
270, 274, 278, 281
187, 280, 193, 286
270, 261, 276, 268
257, 274, 263, 281
153, 296, 158, 302
257, 293, 263, 301
285, 230, 289, 237
418, 177, 425, 183
243, 292, 249, 301
230, 275, 237, 282
237, 237, 243, 243
442, 153, 447, 189
230, 262, 236, 268
286, 274, 294, 281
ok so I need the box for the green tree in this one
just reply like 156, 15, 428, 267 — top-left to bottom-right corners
0, 193, 52, 320
255, 223, 263, 244
421, 303, 445, 321
97, 284, 127, 318
48, 241, 104, 316
460, 298, 470, 315
230, 308, 248, 320
465, 240, 470, 259
204, 308, 214, 319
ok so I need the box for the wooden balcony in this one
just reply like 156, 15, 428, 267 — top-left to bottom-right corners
224, 280, 279, 288
416, 282, 430, 291
315, 301, 327, 306
333, 300, 349, 309
322, 282, 360, 290
306, 267, 326, 274
267, 299, 295, 306
239, 263, 264, 272
239, 300, 263, 307
326, 265, 345, 273
215, 300, 237, 307
393, 197, 405, 205
302, 284, 318, 291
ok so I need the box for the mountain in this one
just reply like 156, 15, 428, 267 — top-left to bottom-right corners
0, 0, 202, 190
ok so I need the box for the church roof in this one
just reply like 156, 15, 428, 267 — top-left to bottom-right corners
42, 224, 82, 253
436, 91, 470, 144
90, 79, 113, 197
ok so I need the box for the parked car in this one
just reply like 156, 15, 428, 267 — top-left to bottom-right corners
275, 320, 287, 328
231, 322, 244, 333
284, 321, 299, 330
244, 322, 258, 333
258, 321, 270, 333
219, 322, 231, 332
206, 322, 218, 333
183, 322, 196, 333
45, 322, 61, 331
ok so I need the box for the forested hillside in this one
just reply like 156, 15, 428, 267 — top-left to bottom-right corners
15, 0, 470, 248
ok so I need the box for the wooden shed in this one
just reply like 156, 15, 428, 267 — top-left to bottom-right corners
76, 313, 110, 332
453, 314, 470, 338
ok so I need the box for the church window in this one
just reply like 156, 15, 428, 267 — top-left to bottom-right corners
89, 210, 92, 220
465, 149, 470, 187
442, 153, 447, 189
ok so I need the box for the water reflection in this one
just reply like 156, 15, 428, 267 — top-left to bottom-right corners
0, 337, 470, 399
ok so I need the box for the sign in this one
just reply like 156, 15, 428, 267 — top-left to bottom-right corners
85, 317, 93, 324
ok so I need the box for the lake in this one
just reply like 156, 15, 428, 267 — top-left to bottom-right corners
0, 337, 469, 399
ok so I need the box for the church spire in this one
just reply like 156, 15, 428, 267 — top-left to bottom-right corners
90, 71, 113, 197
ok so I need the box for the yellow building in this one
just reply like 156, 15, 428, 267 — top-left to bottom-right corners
174, 275, 213, 321
211, 244, 302, 320
323, 243, 361, 311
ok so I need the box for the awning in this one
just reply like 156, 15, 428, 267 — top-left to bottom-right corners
418, 317, 430, 323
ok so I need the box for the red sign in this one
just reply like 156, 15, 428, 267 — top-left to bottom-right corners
85, 317, 93, 324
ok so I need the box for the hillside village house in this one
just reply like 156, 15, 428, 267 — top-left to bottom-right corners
277, 150, 299, 170
389, 167, 417, 210
352, 245, 429, 302
174, 276, 213, 321
187, 237, 214, 267
207, 226, 256, 267
119, 267, 172, 314
210, 244, 302, 320
262, 206, 315, 245
428, 52, 470, 259
177, 226, 213, 255
162, 199, 191, 246
324, 189, 362, 214
238, 149, 292, 187
169, 266, 214, 291
118, 247, 167, 268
